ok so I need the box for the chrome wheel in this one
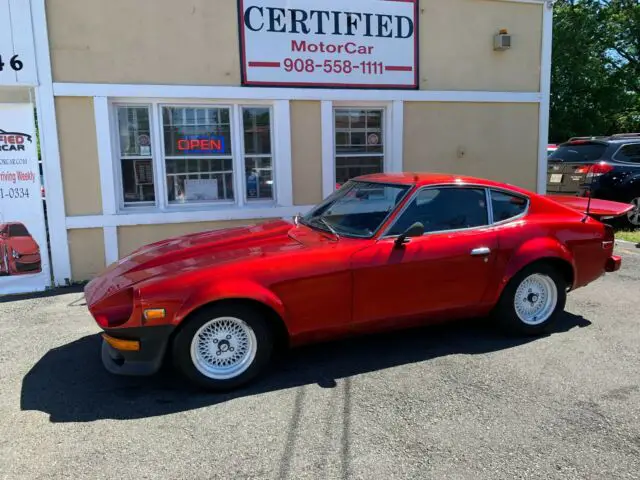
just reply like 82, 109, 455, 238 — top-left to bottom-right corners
627, 197, 640, 226
514, 273, 558, 325
190, 316, 257, 380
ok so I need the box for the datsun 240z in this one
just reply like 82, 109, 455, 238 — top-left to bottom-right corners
85, 173, 632, 391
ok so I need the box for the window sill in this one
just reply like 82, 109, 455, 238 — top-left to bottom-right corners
67, 203, 315, 229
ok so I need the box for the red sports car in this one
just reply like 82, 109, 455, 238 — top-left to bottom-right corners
85, 173, 632, 391
0, 222, 42, 276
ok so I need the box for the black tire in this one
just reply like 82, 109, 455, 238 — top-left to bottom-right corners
172, 303, 274, 391
493, 263, 567, 336
622, 195, 640, 230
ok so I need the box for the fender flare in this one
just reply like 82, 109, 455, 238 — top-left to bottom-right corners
495, 237, 576, 300
174, 278, 288, 328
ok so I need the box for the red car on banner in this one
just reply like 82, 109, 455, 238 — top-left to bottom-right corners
85, 173, 632, 391
0, 222, 42, 275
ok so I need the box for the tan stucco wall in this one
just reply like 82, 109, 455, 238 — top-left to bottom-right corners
47, 0, 240, 85
290, 101, 323, 205
0, 88, 31, 103
117, 219, 268, 258
420, 0, 542, 91
403, 102, 539, 190
68, 228, 106, 281
55, 97, 102, 216
47, 0, 542, 93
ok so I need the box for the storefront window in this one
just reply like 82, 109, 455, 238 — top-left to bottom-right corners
117, 106, 156, 206
163, 106, 234, 204
334, 108, 384, 187
242, 107, 273, 201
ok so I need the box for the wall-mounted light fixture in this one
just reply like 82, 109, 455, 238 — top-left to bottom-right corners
494, 28, 511, 51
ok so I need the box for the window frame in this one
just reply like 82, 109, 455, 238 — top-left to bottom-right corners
112, 103, 158, 210
159, 103, 236, 208
110, 99, 278, 214
239, 105, 276, 204
333, 105, 388, 187
381, 185, 530, 238
487, 188, 530, 226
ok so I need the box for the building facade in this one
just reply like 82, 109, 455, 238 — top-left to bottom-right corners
0, 0, 552, 288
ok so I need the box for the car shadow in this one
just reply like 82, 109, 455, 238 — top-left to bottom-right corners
21, 312, 591, 423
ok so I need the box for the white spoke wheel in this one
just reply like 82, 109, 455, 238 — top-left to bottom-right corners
173, 304, 274, 391
494, 263, 566, 335
513, 273, 558, 325
627, 197, 640, 227
190, 317, 257, 380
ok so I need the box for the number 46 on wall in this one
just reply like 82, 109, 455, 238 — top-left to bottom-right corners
0, 55, 23, 72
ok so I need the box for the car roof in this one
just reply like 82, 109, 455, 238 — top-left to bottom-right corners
354, 172, 529, 193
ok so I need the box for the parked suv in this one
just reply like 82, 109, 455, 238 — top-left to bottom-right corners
547, 134, 640, 227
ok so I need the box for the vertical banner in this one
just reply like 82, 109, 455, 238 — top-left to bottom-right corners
0, 103, 50, 294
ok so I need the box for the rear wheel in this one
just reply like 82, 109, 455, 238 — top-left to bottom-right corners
625, 196, 640, 229
494, 263, 566, 336
172, 303, 274, 391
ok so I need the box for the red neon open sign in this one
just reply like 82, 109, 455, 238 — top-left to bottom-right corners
176, 135, 225, 153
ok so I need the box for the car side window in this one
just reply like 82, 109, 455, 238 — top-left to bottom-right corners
615, 144, 640, 163
387, 187, 488, 236
490, 190, 528, 222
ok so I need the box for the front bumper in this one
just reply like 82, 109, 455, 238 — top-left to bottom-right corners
101, 325, 174, 376
605, 255, 622, 273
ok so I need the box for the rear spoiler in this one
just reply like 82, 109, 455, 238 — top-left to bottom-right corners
545, 195, 634, 220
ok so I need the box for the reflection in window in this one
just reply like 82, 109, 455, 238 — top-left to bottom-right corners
163, 106, 234, 204
490, 190, 528, 222
334, 108, 384, 186
242, 107, 273, 201
388, 188, 489, 235
117, 106, 156, 206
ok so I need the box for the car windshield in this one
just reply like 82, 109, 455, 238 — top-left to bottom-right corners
8, 224, 29, 237
301, 181, 411, 238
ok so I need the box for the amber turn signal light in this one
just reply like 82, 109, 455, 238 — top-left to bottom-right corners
102, 333, 140, 352
143, 308, 166, 321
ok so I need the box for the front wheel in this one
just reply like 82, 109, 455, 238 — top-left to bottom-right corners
172, 304, 274, 391
494, 263, 566, 336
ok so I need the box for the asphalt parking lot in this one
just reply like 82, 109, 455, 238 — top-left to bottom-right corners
1, 243, 639, 480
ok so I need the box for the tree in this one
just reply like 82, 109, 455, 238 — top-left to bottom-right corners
550, 0, 640, 142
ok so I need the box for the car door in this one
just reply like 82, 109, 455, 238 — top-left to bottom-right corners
350, 186, 499, 327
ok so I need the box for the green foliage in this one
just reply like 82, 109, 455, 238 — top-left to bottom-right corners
550, 0, 640, 142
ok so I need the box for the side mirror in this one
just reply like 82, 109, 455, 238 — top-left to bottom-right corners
394, 222, 424, 247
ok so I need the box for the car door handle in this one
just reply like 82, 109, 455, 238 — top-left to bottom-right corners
470, 247, 491, 256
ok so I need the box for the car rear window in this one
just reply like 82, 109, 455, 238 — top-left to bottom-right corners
490, 190, 528, 222
549, 143, 607, 162
614, 143, 640, 163
8, 224, 29, 237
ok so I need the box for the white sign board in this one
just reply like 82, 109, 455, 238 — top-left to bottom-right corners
239, 0, 418, 89
0, 0, 38, 86
0, 103, 50, 294
185, 179, 219, 201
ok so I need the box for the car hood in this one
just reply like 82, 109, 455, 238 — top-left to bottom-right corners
7, 236, 39, 255
85, 219, 303, 307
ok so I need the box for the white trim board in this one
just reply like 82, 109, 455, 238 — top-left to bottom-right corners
53, 83, 542, 104
66, 205, 315, 229
537, 0, 554, 194
31, 0, 71, 285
